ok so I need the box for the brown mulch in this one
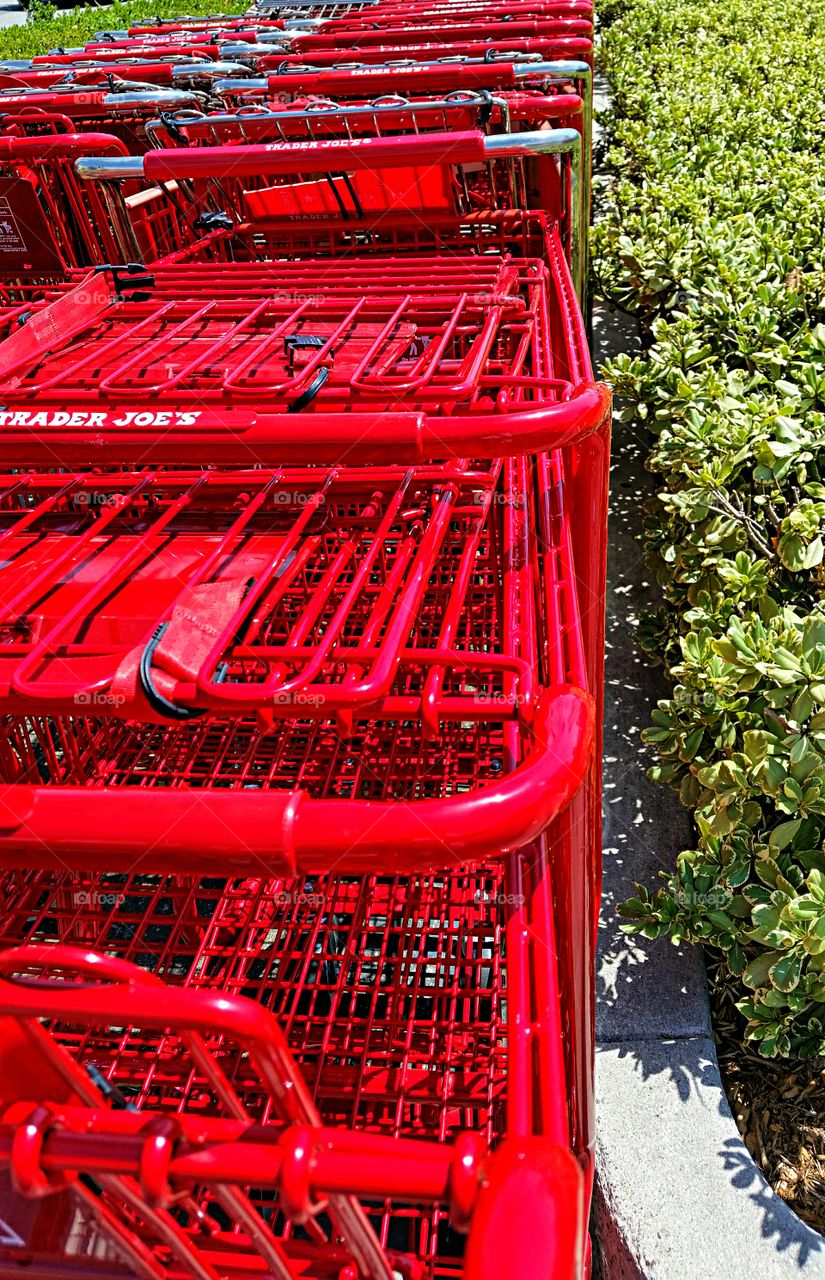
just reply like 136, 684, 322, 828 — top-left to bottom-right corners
709, 957, 825, 1233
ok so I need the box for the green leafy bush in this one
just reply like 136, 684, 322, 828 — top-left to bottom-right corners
1, 0, 244, 59
596, 0, 825, 1056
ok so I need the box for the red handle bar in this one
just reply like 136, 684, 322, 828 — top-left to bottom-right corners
0, 385, 611, 467
142, 127, 485, 180
261, 61, 521, 94
0, 686, 593, 876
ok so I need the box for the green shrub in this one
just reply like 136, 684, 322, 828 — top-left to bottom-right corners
597, 0, 825, 1056
1, 0, 244, 59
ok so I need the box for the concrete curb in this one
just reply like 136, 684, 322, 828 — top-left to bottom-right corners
591, 297, 825, 1277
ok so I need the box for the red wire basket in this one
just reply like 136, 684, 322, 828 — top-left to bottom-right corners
0, 61, 252, 93
265, 18, 594, 53
0, 134, 197, 300
95, 2, 592, 42
66, 123, 586, 304
0, 233, 601, 454
0, 869, 587, 1277
0, 106, 588, 306
0, 11, 606, 1280
0, 441, 593, 877
143, 90, 584, 151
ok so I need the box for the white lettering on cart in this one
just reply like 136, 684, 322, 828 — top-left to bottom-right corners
0, 410, 204, 428
264, 137, 372, 150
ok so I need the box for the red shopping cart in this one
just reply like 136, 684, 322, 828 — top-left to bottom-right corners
126, 15, 288, 31
64, 125, 606, 698
0, 7, 608, 1270
224, 36, 593, 70
138, 96, 587, 272
0, 460, 592, 873
0, 89, 201, 150
259, 18, 594, 52
210, 55, 592, 188
213, 54, 590, 100
0, 129, 211, 302
0, 890, 587, 1277
73, 126, 585, 293
142, 90, 584, 158
0, 133, 137, 300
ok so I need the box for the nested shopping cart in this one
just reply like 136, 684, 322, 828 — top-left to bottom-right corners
72, 125, 605, 696
0, 430, 599, 1280
0, 864, 590, 1277
212, 56, 592, 186
141, 95, 588, 274
142, 89, 585, 155
0, 128, 212, 304
0, 259, 602, 1272
126, 14, 289, 32
74, 125, 586, 293
0, 234, 602, 645
0, 5, 593, 78
0, 88, 201, 151
0, 58, 251, 92
221, 34, 593, 70
86, 3, 594, 48
255, 16, 594, 51
0, 9, 608, 1273
214, 53, 590, 102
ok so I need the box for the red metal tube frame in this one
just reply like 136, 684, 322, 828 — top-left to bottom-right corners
0, 132, 129, 160
0, 390, 610, 467
270, 18, 595, 49
140, 126, 484, 178
0, 686, 593, 875
0, 945, 584, 1280
254, 38, 594, 67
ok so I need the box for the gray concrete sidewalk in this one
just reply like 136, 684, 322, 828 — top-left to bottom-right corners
0, 0, 26, 28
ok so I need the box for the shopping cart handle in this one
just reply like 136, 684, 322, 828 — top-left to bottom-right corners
259, 62, 524, 94
0, 945, 161, 990
103, 88, 201, 108
144, 128, 487, 180
0, 946, 287, 1046
75, 126, 579, 181
169, 61, 253, 81
0, 686, 593, 877
0, 385, 609, 465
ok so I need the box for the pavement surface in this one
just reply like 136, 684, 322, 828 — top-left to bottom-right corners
0, 0, 26, 27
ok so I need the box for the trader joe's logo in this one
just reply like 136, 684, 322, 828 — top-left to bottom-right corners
0, 410, 205, 428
